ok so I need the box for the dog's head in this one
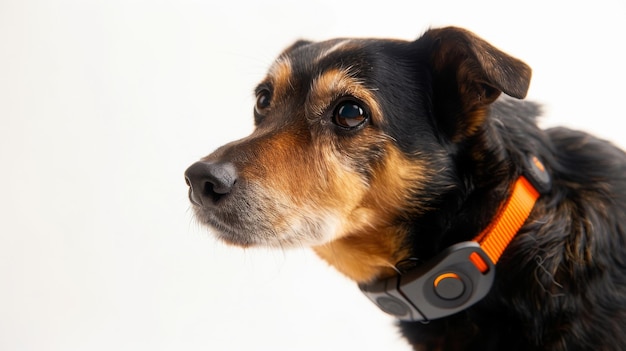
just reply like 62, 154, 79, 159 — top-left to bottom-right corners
185, 27, 531, 282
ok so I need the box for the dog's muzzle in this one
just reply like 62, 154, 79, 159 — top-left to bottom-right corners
184, 161, 237, 207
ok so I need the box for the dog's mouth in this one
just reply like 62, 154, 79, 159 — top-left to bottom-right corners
189, 185, 273, 247
193, 207, 258, 247
189, 184, 343, 249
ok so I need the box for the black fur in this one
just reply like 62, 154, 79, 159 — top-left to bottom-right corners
398, 96, 626, 350
369, 33, 626, 349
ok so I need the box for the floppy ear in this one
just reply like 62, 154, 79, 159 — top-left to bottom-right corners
419, 27, 532, 141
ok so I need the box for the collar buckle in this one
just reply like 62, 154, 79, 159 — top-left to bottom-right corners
523, 155, 551, 195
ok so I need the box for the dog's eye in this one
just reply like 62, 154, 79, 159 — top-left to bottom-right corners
333, 101, 368, 129
255, 89, 271, 114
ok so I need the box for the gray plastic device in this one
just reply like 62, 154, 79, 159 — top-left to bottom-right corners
359, 241, 496, 322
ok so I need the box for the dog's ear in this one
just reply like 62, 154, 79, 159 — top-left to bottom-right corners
419, 27, 532, 141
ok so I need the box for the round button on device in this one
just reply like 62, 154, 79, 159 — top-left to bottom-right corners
433, 273, 466, 300
376, 296, 409, 316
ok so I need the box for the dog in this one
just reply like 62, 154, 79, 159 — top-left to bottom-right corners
184, 27, 626, 350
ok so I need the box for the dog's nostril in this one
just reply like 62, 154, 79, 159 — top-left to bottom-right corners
184, 161, 238, 206
202, 180, 229, 204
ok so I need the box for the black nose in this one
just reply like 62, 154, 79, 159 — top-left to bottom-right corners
184, 161, 237, 206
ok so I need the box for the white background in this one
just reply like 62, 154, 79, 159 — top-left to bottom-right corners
1, 1, 625, 350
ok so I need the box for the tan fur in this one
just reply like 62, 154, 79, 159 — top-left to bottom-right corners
267, 56, 293, 98
314, 144, 430, 283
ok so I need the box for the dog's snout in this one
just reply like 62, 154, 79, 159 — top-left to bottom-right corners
184, 161, 237, 206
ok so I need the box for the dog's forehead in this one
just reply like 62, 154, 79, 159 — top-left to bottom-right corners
286, 38, 359, 63
260, 38, 420, 131
267, 38, 379, 82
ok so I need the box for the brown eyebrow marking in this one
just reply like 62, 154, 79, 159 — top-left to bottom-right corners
266, 56, 293, 97
307, 67, 383, 125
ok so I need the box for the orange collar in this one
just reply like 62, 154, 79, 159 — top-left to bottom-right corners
469, 156, 547, 271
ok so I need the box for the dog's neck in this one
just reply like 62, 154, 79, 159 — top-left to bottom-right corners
314, 154, 549, 285
313, 225, 411, 283
357, 160, 549, 322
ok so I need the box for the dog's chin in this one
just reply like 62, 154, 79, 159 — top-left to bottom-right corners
202, 221, 256, 248
194, 207, 342, 249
